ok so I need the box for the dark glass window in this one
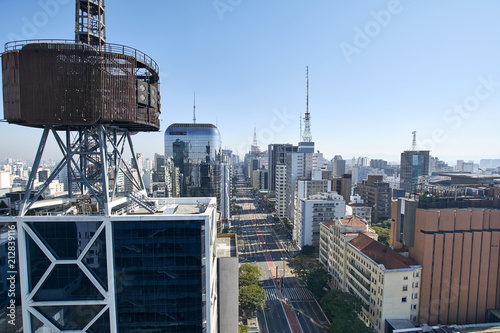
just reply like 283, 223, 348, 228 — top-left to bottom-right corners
35, 305, 106, 330
28, 221, 102, 259
33, 264, 104, 301
113, 220, 204, 332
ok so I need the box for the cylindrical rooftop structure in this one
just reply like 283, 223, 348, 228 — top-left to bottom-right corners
2, 40, 161, 131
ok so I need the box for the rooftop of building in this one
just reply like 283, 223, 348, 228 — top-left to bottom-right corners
306, 192, 343, 201
349, 233, 419, 270
409, 193, 500, 210
167, 123, 217, 129
347, 203, 368, 207
385, 319, 500, 333
437, 173, 500, 179
339, 215, 367, 227
216, 234, 238, 258
12, 195, 217, 217
321, 221, 336, 228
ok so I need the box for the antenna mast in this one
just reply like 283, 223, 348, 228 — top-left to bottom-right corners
193, 92, 197, 124
251, 124, 259, 154
302, 66, 312, 142
75, 0, 106, 49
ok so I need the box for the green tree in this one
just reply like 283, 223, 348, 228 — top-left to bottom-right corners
320, 290, 373, 332
239, 284, 267, 317
289, 255, 321, 280
238, 324, 249, 333
372, 218, 391, 229
321, 290, 360, 321
239, 263, 262, 287
300, 245, 316, 257
329, 318, 373, 333
232, 204, 243, 215
372, 226, 390, 245
305, 268, 331, 299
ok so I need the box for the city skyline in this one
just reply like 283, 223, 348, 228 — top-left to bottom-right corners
1, 1, 500, 164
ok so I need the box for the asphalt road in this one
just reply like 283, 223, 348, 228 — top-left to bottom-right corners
234, 169, 330, 333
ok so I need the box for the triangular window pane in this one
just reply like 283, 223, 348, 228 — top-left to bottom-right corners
83, 229, 108, 289
33, 264, 104, 301
35, 305, 105, 331
26, 233, 52, 292
28, 221, 101, 259
30, 313, 54, 332
88, 309, 110, 333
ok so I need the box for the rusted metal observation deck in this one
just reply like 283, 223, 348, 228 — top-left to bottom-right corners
2, 39, 160, 131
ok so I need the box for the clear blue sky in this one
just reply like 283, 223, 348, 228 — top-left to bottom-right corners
1, 0, 500, 165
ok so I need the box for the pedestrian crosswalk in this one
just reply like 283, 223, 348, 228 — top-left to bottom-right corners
264, 287, 315, 301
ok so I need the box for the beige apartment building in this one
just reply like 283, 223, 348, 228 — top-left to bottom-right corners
320, 217, 422, 332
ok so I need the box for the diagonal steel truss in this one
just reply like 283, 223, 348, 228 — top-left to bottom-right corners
18, 123, 146, 217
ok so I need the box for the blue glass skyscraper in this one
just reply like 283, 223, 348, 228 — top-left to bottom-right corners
164, 124, 221, 199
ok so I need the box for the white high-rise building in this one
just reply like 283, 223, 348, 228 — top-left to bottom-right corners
0, 171, 11, 189
275, 164, 287, 219
220, 163, 231, 220
295, 192, 345, 249
285, 148, 314, 221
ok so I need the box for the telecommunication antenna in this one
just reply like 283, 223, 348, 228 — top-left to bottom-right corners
302, 66, 312, 142
193, 92, 197, 124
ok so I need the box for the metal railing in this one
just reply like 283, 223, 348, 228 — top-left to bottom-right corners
4, 39, 159, 75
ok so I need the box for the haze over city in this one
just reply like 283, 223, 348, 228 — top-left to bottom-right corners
1, 0, 500, 163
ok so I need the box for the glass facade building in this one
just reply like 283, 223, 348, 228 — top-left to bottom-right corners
2, 197, 219, 333
164, 124, 221, 199
400, 150, 430, 194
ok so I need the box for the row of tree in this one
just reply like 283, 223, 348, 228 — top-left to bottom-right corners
239, 263, 267, 317
289, 248, 373, 333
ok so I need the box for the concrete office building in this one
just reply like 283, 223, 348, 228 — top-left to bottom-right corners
252, 168, 268, 192
320, 221, 421, 333
285, 142, 315, 221
1, 197, 221, 332
370, 159, 388, 170
332, 155, 346, 178
391, 196, 500, 326
275, 164, 288, 219
295, 192, 345, 249
220, 163, 232, 220
164, 123, 221, 199
293, 178, 333, 232
400, 150, 430, 194
332, 173, 352, 204
355, 175, 392, 223
268, 144, 297, 193
346, 203, 372, 223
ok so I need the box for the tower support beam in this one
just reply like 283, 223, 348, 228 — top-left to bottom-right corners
18, 123, 147, 216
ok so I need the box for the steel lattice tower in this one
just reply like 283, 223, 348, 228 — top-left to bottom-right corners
302, 66, 312, 143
